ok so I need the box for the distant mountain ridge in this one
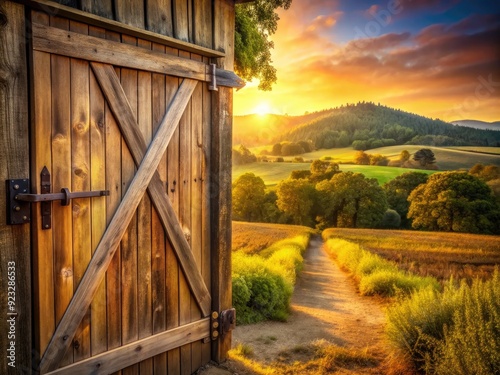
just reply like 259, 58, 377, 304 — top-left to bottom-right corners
234, 103, 500, 149
451, 120, 500, 131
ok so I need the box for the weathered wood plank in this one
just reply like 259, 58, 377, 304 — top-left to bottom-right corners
32, 23, 206, 80
39, 77, 198, 374
69, 19, 92, 364
150, 42, 168, 374
0, 2, 31, 373
16, 0, 225, 57
30, 10, 56, 361
165, 50, 181, 374
137, 37, 154, 375
89, 25, 108, 357
173, 0, 188, 42
31, 22, 244, 88
46, 319, 210, 375
104, 30, 122, 358
49, 14, 74, 368
194, 0, 212, 48
178, 49, 193, 375
114, 0, 145, 29
190, 53, 204, 372
201, 56, 213, 365
211, 0, 235, 362
90, 62, 211, 316
119, 33, 140, 375
80, 0, 113, 19
146, 0, 173, 36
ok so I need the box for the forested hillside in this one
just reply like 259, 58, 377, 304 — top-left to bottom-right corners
272, 102, 500, 149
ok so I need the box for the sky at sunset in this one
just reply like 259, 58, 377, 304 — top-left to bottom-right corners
233, 0, 500, 122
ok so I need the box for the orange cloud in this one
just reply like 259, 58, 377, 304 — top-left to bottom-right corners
235, 11, 500, 122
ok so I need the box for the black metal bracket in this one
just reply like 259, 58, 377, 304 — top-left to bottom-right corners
6, 167, 109, 229
6, 178, 31, 225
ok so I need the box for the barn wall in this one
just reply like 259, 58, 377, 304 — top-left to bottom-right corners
0, 2, 32, 374
0, 0, 237, 373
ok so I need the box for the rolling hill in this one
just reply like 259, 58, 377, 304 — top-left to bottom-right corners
234, 103, 500, 149
451, 119, 500, 131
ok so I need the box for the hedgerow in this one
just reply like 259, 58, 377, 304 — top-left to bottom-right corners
232, 234, 310, 324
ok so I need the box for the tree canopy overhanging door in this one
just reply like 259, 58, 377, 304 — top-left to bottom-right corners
29, 12, 227, 374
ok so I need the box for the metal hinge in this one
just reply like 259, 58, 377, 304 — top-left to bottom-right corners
208, 63, 218, 91
210, 308, 236, 340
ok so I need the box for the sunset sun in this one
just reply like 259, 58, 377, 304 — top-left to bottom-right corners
254, 102, 272, 116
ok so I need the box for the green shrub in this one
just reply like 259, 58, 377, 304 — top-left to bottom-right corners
387, 271, 500, 374
232, 234, 310, 324
360, 270, 440, 297
435, 272, 500, 375
324, 238, 439, 297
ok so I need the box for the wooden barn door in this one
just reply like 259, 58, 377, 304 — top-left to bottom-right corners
29, 11, 216, 375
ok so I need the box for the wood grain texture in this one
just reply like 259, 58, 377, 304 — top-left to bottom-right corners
88, 25, 108, 357
211, 0, 235, 362
32, 23, 206, 80
90, 62, 211, 316
193, 0, 212, 48
31, 11, 56, 361
151, 42, 168, 374
103, 31, 122, 358
19, 0, 225, 57
69, 19, 92, 364
49, 14, 74, 368
38, 74, 197, 374
0, 2, 31, 373
165, 51, 181, 374
173, 0, 189, 42
146, 0, 173, 36
114, 0, 145, 29
190, 53, 204, 372
136, 37, 154, 375
80, 0, 113, 19
46, 319, 210, 375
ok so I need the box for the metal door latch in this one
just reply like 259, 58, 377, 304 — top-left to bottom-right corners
6, 166, 109, 229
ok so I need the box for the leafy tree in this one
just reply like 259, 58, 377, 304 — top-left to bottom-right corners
379, 209, 401, 229
232, 144, 257, 165
316, 172, 388, 228
413, 148, 436, 168
383, 172, 429, 228
281, 142, 305, 156
469, 164, 500, 182
408, 172, 500, 234
235, 0, 292, 90
276, 178, 316, 226
232, 173, 266, 222
354, 151, 370, 165
271, 143, 282, 156
309, 159, 339, 183
290, 170, 311, 180
399, 150, 410, 163
370, 154, 389, 166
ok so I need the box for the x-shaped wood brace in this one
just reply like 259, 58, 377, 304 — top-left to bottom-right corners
39, 63, 207, 373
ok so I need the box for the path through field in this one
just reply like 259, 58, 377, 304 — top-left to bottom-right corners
200, 236, 393, 374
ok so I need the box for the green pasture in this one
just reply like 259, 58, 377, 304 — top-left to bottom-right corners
232, 162, 436, 186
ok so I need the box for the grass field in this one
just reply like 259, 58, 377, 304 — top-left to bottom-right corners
249, 145, 500, 170
323, 228, 500, 282
233, 162, 435, 186
232, 221, 314, 254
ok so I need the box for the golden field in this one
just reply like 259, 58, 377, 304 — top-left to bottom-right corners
323, 228, 500, 282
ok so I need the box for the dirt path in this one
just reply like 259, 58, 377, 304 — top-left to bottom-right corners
201, 236, 392, 374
